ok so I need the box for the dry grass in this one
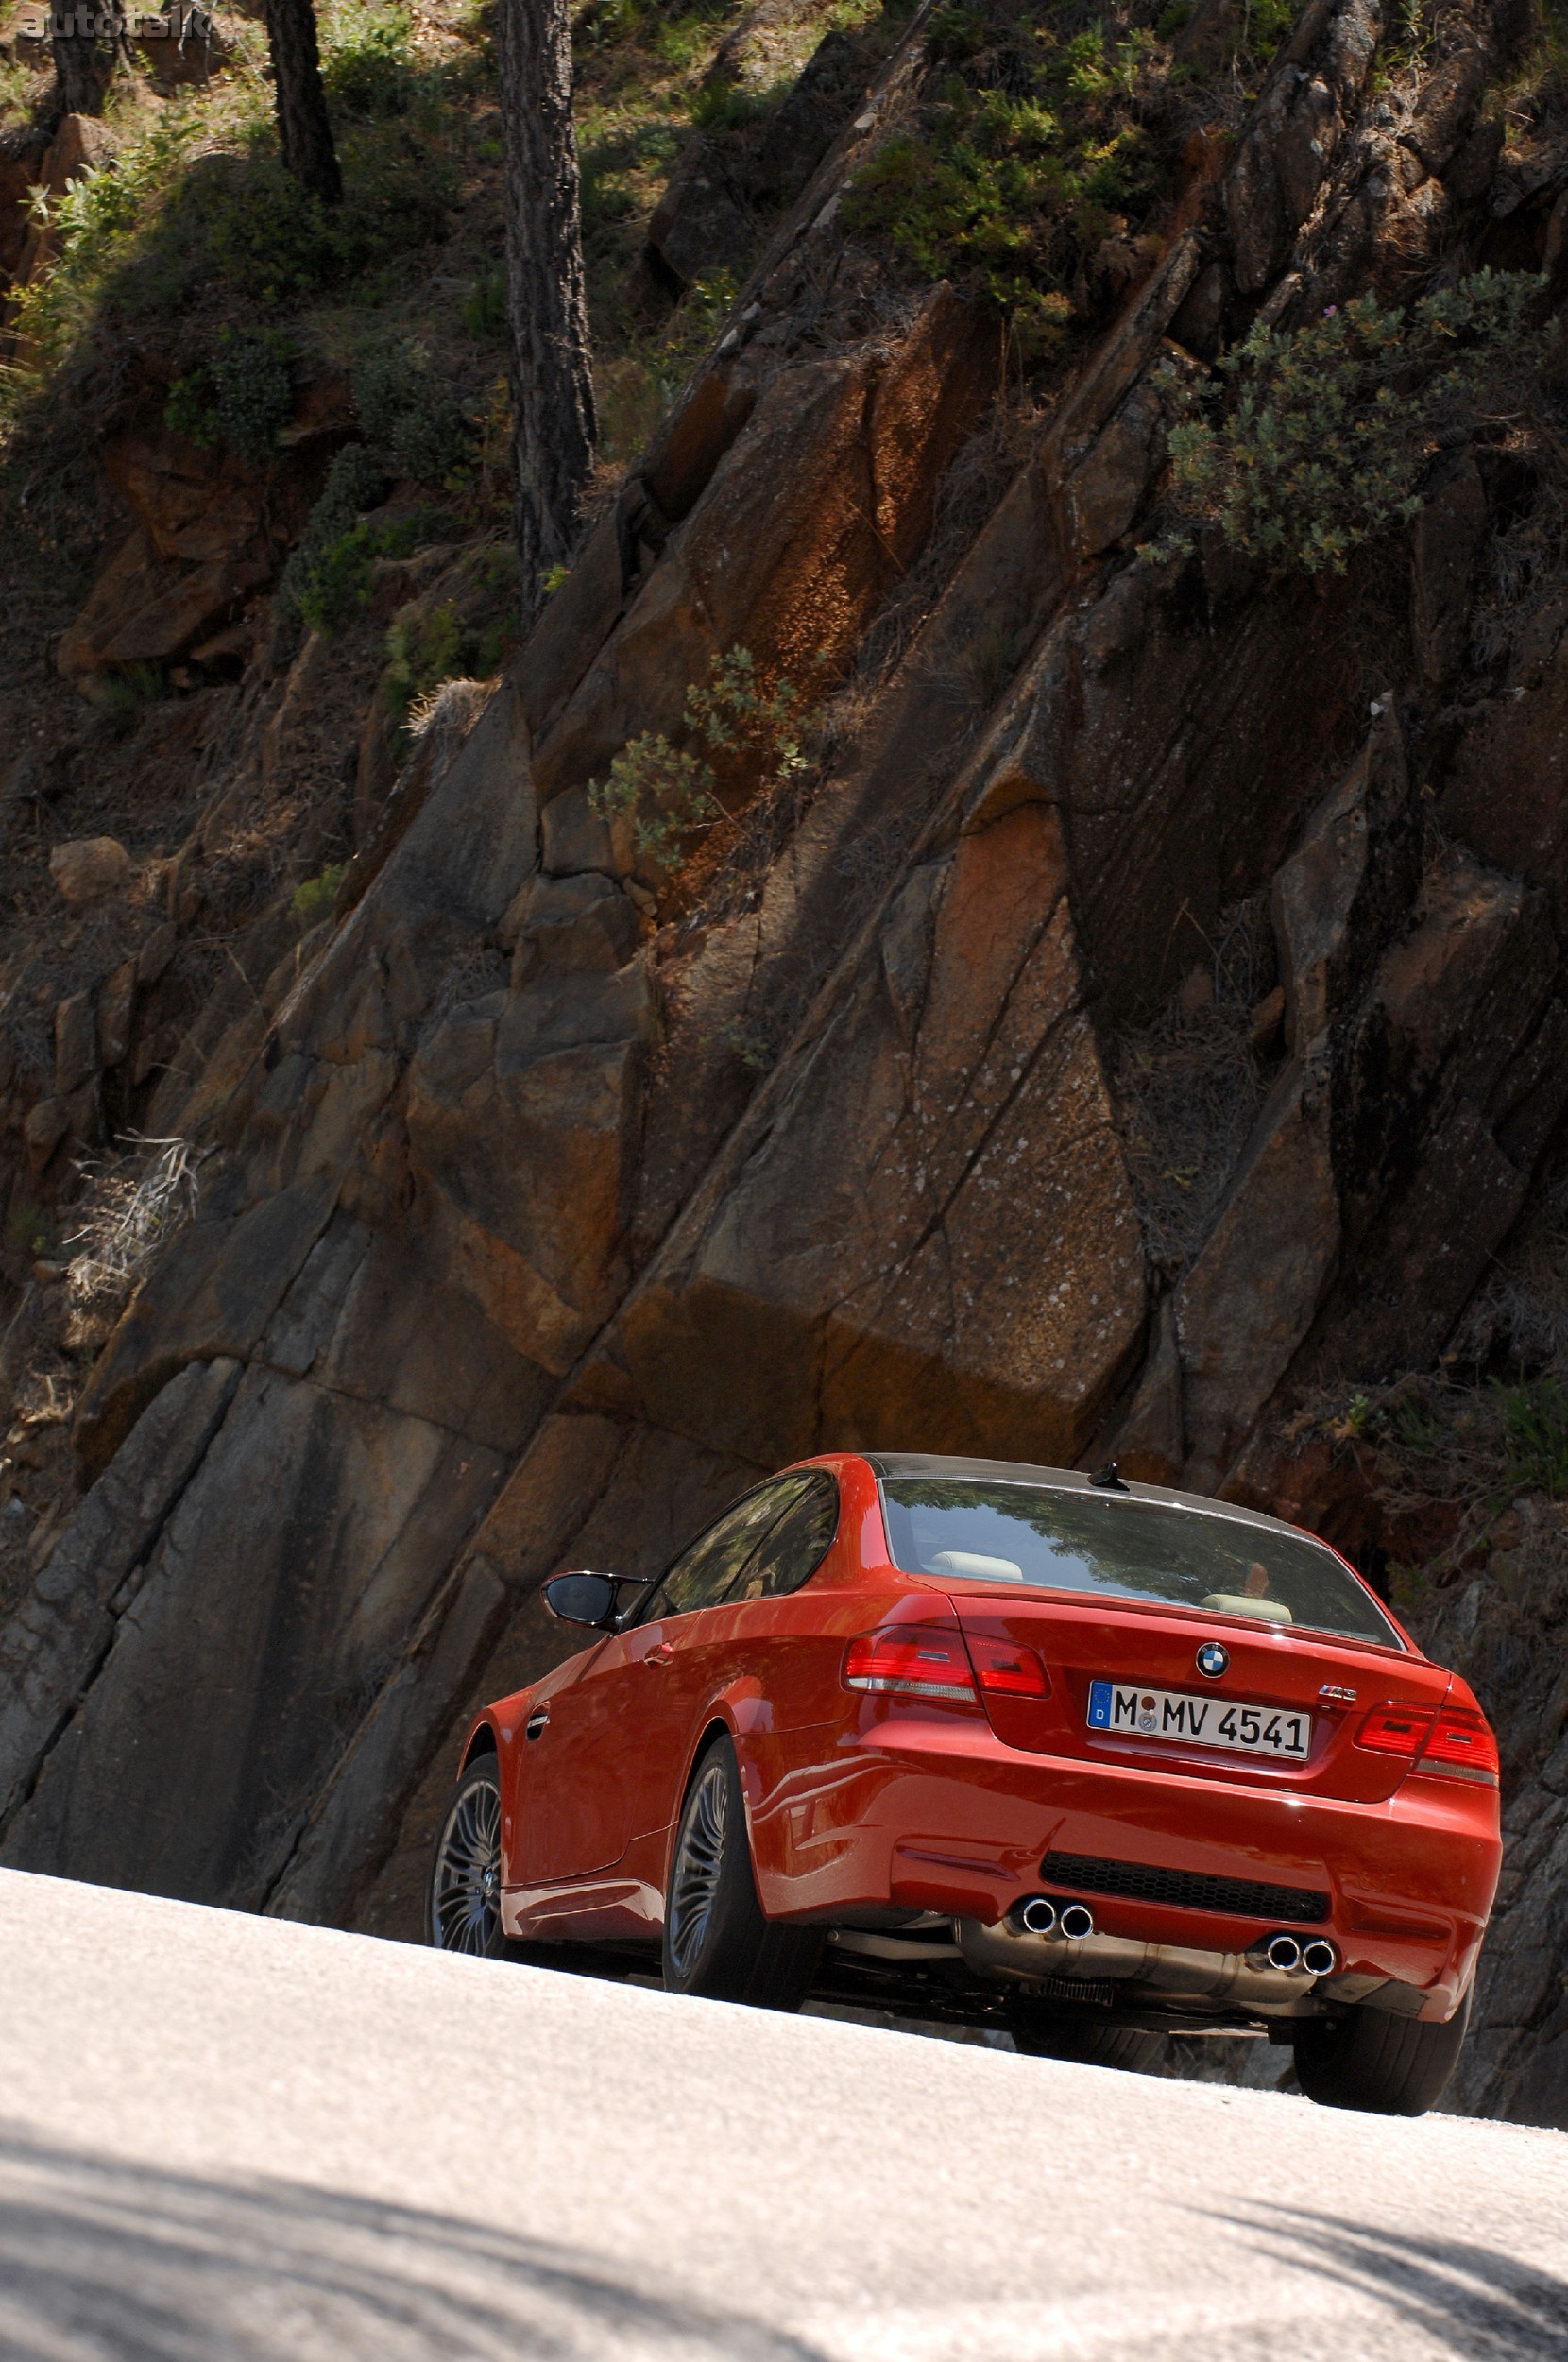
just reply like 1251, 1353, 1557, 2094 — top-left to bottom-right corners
404, 674, 491, 745
63, 1135, 203, 1317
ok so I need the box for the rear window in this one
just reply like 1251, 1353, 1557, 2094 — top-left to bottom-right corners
878, 1479, 1403, 1650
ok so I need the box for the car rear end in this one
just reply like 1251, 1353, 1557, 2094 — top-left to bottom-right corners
837, 1458, 1500, 2039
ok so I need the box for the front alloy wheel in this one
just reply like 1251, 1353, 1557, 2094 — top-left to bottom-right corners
429, 1757, 507, 1956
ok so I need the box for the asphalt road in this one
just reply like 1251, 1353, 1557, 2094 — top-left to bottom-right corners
1, 1868, 1564, 2362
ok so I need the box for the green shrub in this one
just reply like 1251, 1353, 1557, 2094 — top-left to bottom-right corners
279, 443, 391, 626
352, 339, 477, 488
1388, 1391, 1448, 1457
386, 600, 467, 716
2, 105, 208, 391
201, 158, 339, 303
690, 80, 766, 131
588, 645, 814, 869
293, 509, 441, 634
1145, 271, 1544, 576
844, 15, 1162, 355
166, 327, 296, 466
324, 3, 418, 118
719, 1021, 775, 1072
98, 661, 167, 737
304, 440, 390, 542
590, 269, 744, 463
684, 644, 814, 770
661, 268, 741, 365
0, 51, 36, 130
10, 129, 446, 387
334, 123, 459, 270
654, 10, 733, 70
1497, 1377, 1568, 1498
460, 260, 508, 343
928, 5, 987, 60
4, 1197, 51, 1258
1236, 0, 1296, 62
383, 545, 520, 727
293, 863, 349, 929
590, 732, 722, 864
1387, 1560, 1428, 1618
279, 341, 486, 632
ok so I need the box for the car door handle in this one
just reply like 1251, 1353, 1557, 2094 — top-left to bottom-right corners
525, 1706, 550, 1741
645, 1642, 675, 1664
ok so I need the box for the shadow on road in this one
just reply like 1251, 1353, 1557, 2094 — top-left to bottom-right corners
1221, 2202, 1568, 2360
0, 2123, 832, 2362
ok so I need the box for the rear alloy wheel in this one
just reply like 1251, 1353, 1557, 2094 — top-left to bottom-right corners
662, 1735, 820, 2010
1006, 2001, 1164, 2073
428, 1756, 511, 1958
1292, 1988, 1472, 2116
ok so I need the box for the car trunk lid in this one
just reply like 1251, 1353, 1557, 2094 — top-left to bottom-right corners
949, 1593, 1452, 1804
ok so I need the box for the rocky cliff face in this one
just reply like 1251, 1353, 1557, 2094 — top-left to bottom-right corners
4, 0, 1568, 2123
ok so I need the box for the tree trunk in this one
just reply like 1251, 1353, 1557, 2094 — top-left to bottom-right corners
50, 12, 114, 118
496, 0, 597, 628
264, 0, 342, 207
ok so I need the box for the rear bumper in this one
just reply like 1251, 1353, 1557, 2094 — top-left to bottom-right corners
755, 1717, 1501, 2023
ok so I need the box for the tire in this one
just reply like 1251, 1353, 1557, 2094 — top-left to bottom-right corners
662, 1735, 821, 2009
428, 1755, 513, 1958
1006, 2000, 1165, 2073
1292, 1987, 1472, 2116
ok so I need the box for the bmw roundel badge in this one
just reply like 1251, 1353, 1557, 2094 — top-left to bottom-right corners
1197, 1641, 1229, 1678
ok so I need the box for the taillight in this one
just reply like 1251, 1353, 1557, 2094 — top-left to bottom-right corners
964, 1633, 1051, 1699
1355, 1703, 1436, 1758
1355, 1700, 1499, 1783
1420, 1706, 1500, 1782
844, 1625, 977, 1703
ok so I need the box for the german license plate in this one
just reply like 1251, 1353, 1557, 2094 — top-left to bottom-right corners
1087, 1680, 1312, 1761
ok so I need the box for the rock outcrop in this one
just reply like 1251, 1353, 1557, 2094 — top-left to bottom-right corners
4, 0, 1568, 2130
56, 387, 350, 685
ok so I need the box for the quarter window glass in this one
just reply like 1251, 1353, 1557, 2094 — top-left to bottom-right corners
647, 1478, 812, 1618
732, 1473, 840, 1601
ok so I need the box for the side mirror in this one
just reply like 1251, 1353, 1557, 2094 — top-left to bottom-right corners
542, 1570, 622, 1629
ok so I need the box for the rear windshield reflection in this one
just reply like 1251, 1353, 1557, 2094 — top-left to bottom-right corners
878, 1479, 1402, 1650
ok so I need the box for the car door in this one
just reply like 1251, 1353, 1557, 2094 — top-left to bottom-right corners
712, 1472, 869, 1898
514, 1478, 811, 1887
617, 1475, 823, 1845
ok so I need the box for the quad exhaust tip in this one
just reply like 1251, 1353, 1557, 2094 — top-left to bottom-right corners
1010, 1900, 1334, 1975
1263, 1931, 1338, 1976
1015, 1897, 1094, 1939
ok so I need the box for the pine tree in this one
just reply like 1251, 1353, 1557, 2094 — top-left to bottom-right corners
50, 12, 115, 118
496, 0, 597, 626
264, 0, 342, 207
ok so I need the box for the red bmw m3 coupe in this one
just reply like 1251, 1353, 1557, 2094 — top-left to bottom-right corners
429, 1453, 1501, 2114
